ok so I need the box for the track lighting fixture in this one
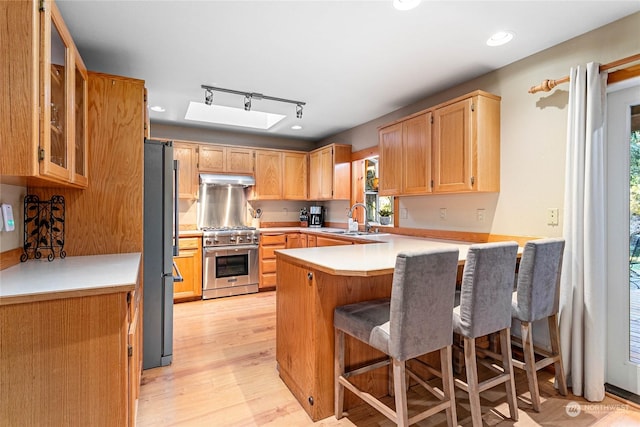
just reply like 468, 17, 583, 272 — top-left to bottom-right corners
201, 84, 305, 119
204, 89, 213, 106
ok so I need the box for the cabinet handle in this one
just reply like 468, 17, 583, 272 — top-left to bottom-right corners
307, 272, 313, 281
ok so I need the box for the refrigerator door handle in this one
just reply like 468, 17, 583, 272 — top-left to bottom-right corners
173, 159, 180, 257
171, 261, 184, 282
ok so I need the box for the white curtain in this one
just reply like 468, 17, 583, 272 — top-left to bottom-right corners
559, 62, 607, 401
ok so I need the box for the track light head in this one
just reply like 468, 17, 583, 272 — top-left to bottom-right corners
296, 103, 303, 119
244, 95, 252, 111
205, 89, 213, 106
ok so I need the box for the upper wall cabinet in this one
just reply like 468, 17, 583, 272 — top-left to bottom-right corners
1, 0, 88, 188
198, 145, 254, 174
308, 144, 351, 200
250, 150, 308, 200
174, 142, 198, 199
379, 113, 431, 196
378, 90, 500, 196
432, 92, 500, 193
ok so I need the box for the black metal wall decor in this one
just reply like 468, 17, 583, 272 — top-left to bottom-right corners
21, 195, 66, 262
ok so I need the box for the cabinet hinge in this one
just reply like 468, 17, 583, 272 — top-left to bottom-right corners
471, 176, 475, 186
38, 147, 45, 161
39, 0, 45, 11
471, 103, 475, 112
430, 179, 434, 188
128, 345, 133, 357
430, 116, 434, 124
127, 292, 132, 303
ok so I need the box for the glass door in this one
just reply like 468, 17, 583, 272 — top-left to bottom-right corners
606, 78, 640, 395
39, 1, 75, 182
72, 54, 88, 186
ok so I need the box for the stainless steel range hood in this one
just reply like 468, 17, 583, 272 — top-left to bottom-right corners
197, 174, 254, 229
199, 174, 255, 186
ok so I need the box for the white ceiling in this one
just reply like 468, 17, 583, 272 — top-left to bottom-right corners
57, 0, 640, 142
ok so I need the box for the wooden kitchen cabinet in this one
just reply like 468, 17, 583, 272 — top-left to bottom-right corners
315, 235, 354, 247
259, 233, 287, 290
285, 232, 307, 249
0, 272, 141, 426
378, 90, 500, 196
309, 144, 351, 200
378, 113, 431, 196
199, 144, 254, 174
174, 142, 199, 199
253, 150, 283, 200
251, 149, 308, 200
1, 0, 88, 188
432, 92, 501, 193
283, 151, 308, 200
173, 236, 202, 302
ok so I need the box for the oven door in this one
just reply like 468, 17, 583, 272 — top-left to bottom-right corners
203, 245, 259, 293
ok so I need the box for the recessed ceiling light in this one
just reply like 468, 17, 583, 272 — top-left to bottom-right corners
291, 125, 303, 130
393, 0, 421, 11
185, 101, 286, 130
486, 31, 514, 47
150, 105, 165, 112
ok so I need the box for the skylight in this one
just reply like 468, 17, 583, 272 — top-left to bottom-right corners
185, 101, 286, 130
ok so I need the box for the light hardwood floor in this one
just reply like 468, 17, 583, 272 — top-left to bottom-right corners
137, 291, 640, 426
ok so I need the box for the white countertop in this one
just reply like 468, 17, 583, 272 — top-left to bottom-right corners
276, 234, 474, 277
0, 252, 141, 305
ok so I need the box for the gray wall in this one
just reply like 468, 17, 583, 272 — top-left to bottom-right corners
318, 12, 640, 238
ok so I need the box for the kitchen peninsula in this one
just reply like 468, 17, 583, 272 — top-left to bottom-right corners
275, 235, 473, 421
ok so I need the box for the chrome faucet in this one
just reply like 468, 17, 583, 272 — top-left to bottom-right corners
348, 203, 371, 233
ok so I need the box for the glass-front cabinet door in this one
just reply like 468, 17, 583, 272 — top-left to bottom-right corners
39, 1, 87, 187
73, 55, 88, 186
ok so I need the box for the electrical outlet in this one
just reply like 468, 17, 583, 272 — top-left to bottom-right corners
400, 208, 408, 219
547, 208, 559, 226
439, 208, 447, 220
477, 209, 485, 222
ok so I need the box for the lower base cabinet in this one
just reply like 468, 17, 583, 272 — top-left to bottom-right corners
173, 237, 202, 302
259, 233, 287, 290
0, 289, 140, 425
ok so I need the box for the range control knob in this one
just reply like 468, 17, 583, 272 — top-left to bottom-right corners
237, 236, 244, 243
205, 239, 212, 246
229, 236, 236, 242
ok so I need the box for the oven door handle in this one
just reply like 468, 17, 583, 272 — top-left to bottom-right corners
172, 261, 184, 282
204, 245, 259, 253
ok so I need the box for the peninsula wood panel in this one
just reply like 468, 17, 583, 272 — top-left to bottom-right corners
276, 257, 394, 421
0, 292, 129, 425
30, 72, 145, 256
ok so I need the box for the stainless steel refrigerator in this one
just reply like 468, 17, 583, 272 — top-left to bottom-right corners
143, 139, 180, 369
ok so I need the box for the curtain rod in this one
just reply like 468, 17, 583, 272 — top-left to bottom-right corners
528, 53, 640, 94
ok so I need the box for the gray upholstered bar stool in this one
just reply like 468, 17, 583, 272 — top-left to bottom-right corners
334, 249, 459, 426
511, 238, 568, 412
452, 241, 519, 427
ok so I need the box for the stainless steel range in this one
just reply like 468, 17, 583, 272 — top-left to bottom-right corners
202, 226, 260, 299
198, 173, 260, 299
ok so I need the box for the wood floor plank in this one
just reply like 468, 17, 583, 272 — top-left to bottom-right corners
136, 291, 640, 426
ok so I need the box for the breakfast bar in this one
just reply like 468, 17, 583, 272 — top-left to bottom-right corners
275, 236, 473, 421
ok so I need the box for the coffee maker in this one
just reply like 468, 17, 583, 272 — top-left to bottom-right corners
309, 206, 324, 228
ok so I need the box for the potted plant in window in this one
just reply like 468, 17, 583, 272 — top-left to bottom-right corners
378, 206, 393, 225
